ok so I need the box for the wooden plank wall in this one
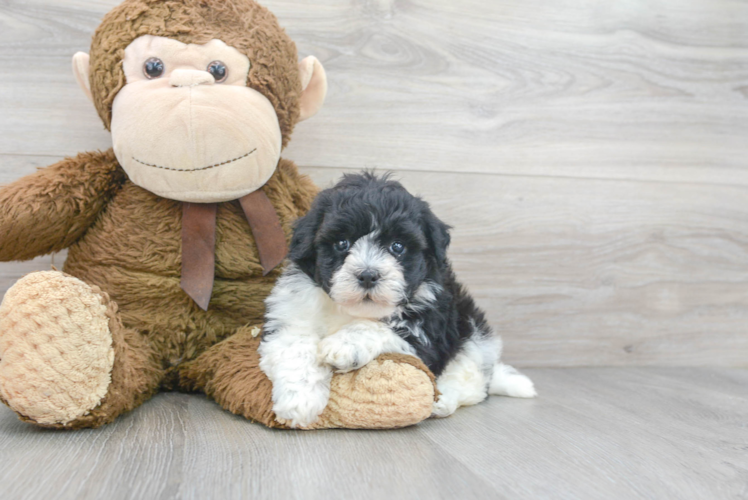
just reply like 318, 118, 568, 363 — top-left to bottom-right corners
0, 0, 746, 367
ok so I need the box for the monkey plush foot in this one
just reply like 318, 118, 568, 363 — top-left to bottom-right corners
0, 271, 115, 425
303, 353, 438, 430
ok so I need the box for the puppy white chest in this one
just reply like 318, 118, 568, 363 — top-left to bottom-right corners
322, 301, 387, 338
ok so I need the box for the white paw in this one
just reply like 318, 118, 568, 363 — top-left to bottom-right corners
273, 384, 330, 429
318, 334, 377, 373
431, 396, 459, 418
490, 364, 537, 398
505, 374, 537, 398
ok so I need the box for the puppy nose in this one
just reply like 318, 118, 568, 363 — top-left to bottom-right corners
169, 69, 215, 87
357, 270, 380, 289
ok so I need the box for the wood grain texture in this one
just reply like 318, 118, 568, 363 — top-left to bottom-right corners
0, 367, 746, 499
1, 0, 747, 183
1, 0, 747, 366
0, 252, 66, 299
306, 167, 748, 367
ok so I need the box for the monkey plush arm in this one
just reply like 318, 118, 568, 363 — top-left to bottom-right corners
0, 149, 126, 261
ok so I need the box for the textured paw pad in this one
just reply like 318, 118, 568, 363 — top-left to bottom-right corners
309, 357, 436, 429
0, 271, 114, 424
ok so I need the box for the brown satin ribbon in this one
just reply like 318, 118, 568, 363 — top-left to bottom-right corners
180, 190, 288, 311
239, 190, 289, 275
181, 202, 218, 311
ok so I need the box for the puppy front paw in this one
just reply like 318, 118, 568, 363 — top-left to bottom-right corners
431, 396, 459, 418
273, 385, 330, 429
318, 334, 378, 373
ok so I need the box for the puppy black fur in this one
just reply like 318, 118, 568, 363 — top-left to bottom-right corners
285, 172, 492, 377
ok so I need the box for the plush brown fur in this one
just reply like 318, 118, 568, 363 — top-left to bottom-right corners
63, 156, 313, 370
0, 150, 127, 262
0, 0, 438, 430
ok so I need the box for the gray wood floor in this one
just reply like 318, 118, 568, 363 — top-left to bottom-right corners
1, 2, 746, 499
0, 367, 746, 500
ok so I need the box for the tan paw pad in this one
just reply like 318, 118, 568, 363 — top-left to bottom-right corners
0, 271, 114, 425
310, 357, 436, 429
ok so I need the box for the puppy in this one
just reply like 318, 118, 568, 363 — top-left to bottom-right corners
258, 173, 535, 428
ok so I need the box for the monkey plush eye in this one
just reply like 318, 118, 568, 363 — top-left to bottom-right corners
334, 240, 350, 252
143, 57, 165, 79
390, 241, 405, 256
207, 61, 228, 83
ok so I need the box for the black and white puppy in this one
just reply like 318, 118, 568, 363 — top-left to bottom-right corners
258, 173, 535, 428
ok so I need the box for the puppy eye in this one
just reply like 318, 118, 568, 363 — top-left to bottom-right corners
390, 241, 405, 256
207, 61, 228, 83
334, 240, 350, 252
143, 57, 165, 79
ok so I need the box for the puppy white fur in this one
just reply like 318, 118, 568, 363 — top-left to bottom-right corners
259, 263, 416, 428
259, 174, 535, 428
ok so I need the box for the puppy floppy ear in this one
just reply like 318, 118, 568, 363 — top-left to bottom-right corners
289, 196, 328, 279
422, 205, 451, 267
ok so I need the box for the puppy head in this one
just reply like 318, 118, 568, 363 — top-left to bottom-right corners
289, 172, 451, 319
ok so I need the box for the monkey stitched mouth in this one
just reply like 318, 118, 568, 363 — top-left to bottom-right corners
132, 148, 256, 172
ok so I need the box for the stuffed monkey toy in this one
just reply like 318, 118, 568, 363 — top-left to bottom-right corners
0, 0, 436, 429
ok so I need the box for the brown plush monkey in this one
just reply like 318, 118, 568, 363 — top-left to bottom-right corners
0, 0, 436, 429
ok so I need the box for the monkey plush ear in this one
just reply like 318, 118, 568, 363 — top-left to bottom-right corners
298, 56, 327, 121
72, 52, 93, 103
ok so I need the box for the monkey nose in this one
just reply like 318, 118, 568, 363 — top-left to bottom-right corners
169, 69, 215, 88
